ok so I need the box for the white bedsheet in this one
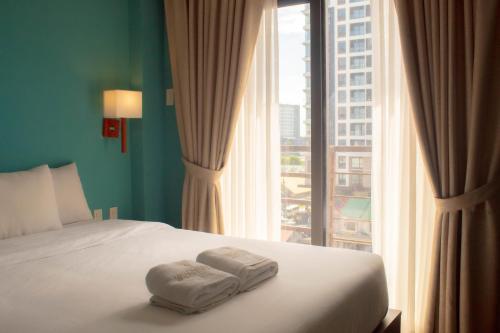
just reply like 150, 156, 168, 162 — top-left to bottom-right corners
0, 220, 388, 333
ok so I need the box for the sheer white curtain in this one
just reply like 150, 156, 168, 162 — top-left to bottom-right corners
372, 1, 436, 332
221, 0, 281, 241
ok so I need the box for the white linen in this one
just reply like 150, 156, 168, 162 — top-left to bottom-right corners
0, 220, 388, 333
197, 247, 278, 291
0, 164, 61, 239
146, 260, 240, 314
50, 163, 92, 224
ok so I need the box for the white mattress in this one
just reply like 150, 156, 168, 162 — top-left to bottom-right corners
0, 220, 388, 333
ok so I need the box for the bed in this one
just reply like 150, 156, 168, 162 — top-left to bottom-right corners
0, 219, 389, 333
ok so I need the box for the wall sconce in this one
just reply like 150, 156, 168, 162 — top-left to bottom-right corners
103, 90, 142, 153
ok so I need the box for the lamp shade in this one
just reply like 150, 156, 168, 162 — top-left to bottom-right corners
103, 90, 142, 119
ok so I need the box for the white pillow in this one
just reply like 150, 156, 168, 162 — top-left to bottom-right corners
0, 165, 62, 239
50, 163, 92, 224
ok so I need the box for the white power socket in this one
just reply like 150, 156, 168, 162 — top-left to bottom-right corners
109, 207, 118, 220
166, 88, 174, 106
93, 209, 103, 221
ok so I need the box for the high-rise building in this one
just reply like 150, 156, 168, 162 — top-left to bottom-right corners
280, 1, 373, 250
279, 104, 301, 141
301, 0, 373, 251
330, 0, 373, 251
332, 0, 372, 148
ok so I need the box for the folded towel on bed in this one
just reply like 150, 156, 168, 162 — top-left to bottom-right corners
145, 260, 240, 314
196, 247, 278, 292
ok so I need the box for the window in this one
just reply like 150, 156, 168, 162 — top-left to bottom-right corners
337, 8, 346, 21
350, 72, 365, 86
338, 41, 346, 54
366, 106, 372, 118
350, 174, 361, 186
275, 0, 375, 253
350, 23, 365, 36
278, 3, 312, 245
350, 89, 366, 102
338, 107, 346, 120
366, 89, 372, 101
350, 139, 365, 146
350, 56, 366, 69
337, 25, 346, 38
338, 90, 346, 103
350, 6, 365, 19
351, 157, 362, 169
366, 123, 372, 135
338, 73, 346, 87
350, 106, 365, 119
350, 123, 365, 136
338, 57, 346, 70
350, 39, 366, 52
338, 123, 346, 136
338, 156, 347, 169
337, 174, 347, 186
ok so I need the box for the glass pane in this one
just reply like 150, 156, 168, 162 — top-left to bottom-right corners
278, 3, 311, 245
325, 0, 373, 252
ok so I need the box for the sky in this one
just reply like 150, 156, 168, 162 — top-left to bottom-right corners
278, 4, 307, 107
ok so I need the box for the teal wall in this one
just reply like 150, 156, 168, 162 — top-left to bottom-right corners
0, 0, 183, 226
129, 0, 183, 227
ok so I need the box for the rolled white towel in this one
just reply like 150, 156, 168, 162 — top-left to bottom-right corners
197, 247, 278, 292
145, 260, 240, 314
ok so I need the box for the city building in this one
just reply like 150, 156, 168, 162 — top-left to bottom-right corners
329, 0, 373, 251
279, 104, 301, 141
287, 0, 373, 250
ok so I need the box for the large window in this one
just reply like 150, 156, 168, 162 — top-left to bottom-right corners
338, 73, 346, 87
350, 55, 366, 69
350, 72, 366, 85
338, 57, 347, 70
338, 106, 347, 119
337, 25, 346, 37
338, 156, 347, 169
350, 89, 367, 102
278, 3, 312, 245
350, 123, 365, 136
278, 0, 374, 252
350, 106, 365, 119
350, 6, 365, 19
338, 123, 346, 135
350, 39, 366, 52
350, 22, 366, 36
338, 41, 346, 53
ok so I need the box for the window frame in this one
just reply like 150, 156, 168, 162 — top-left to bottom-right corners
278, 0, 327, 246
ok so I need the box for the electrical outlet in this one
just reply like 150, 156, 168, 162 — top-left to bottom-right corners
93, 209, 103, 221
166, 88, 174, 106
109, 207, 118, 220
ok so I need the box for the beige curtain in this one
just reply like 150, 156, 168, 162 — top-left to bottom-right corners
393, 1, 500, 332
165, 0, 265, 233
